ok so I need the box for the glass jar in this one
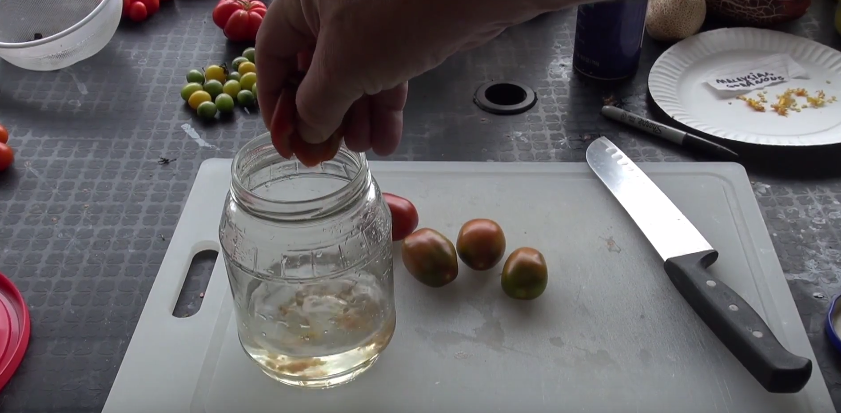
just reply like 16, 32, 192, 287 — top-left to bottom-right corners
219, 133, 396, 389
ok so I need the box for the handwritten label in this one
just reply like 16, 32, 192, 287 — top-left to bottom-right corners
704, 54, 808, 93
713, 72, 786, 89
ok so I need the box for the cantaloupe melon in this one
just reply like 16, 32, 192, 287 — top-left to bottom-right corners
646, 0, 707, 42
706, 0, 811, 26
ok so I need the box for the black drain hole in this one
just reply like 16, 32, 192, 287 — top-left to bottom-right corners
485, 83, 527, 106
474, 81, 537, 115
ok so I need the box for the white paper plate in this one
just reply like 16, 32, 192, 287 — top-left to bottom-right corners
649, 28, 841, 146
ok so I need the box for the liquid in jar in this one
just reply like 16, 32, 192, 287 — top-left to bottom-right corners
220, 134, 396, 388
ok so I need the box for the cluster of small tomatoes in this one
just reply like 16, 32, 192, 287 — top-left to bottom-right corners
0, 124, 14, 173
385, 193, 548, 300
122, 0, 170, 22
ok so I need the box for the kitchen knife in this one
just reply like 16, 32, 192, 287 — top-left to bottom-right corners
585, 137, 812, 394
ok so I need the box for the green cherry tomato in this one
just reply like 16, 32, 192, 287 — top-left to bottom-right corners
222, 80, 241, 97
203, 80, 224, 99
237, 89, 256, 107
215, 93, 235, 113
197, 101, 218, 120
242, 47, 256, 63
239, 72, 257, 92
181, 83, 203, 101
186, 69, 205, 84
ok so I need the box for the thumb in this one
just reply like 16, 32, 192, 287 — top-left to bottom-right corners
294, 37, 363, 144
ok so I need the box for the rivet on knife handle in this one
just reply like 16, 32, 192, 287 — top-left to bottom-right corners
664, 250, 812, 393
585, 137, 812, 394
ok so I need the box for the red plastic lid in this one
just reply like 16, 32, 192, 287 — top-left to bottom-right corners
0, 272, 30, 391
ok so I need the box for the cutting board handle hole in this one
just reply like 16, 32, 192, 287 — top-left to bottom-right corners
172, 249, 219, 318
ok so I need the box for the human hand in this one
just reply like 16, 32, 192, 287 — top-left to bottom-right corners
256, 0, 579, 165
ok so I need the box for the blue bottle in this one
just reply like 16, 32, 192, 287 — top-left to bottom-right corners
572, 0, 649, 80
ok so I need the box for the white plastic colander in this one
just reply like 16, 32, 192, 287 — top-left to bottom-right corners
0, 0, 122, 71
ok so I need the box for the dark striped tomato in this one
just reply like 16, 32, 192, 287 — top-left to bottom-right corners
401, 228, 458, 288
456, 219, 506, 271
501, 247, 548, 300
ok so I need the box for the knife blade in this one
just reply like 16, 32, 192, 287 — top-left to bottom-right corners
585, 136, 812, 394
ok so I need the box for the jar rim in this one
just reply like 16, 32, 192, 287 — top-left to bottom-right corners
230, 133, 370, 219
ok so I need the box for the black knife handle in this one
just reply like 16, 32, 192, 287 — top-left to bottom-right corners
664, 250, 812, 393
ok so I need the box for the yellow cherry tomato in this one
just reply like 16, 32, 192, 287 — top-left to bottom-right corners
188, 91, 212, 110
239, 72, 257, 92
237, 61, 256, 75
204, 65, 226, 83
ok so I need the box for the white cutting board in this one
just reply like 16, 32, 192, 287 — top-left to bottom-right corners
102, 159, 833, 413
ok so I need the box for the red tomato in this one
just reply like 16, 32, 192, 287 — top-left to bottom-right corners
223, 10, 264, 43
383, 193, 419, 241
0, 143, 14, 172
140, 0, 159, 15
0, 124, 8, 144
128, 2, 148, 21
212, 0, 267, 42
123, 0, 155, 20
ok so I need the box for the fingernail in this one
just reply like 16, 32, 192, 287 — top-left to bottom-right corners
297, 122, 329, 144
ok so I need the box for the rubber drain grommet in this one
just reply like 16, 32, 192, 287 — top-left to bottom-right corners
473, 81, 537, 115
